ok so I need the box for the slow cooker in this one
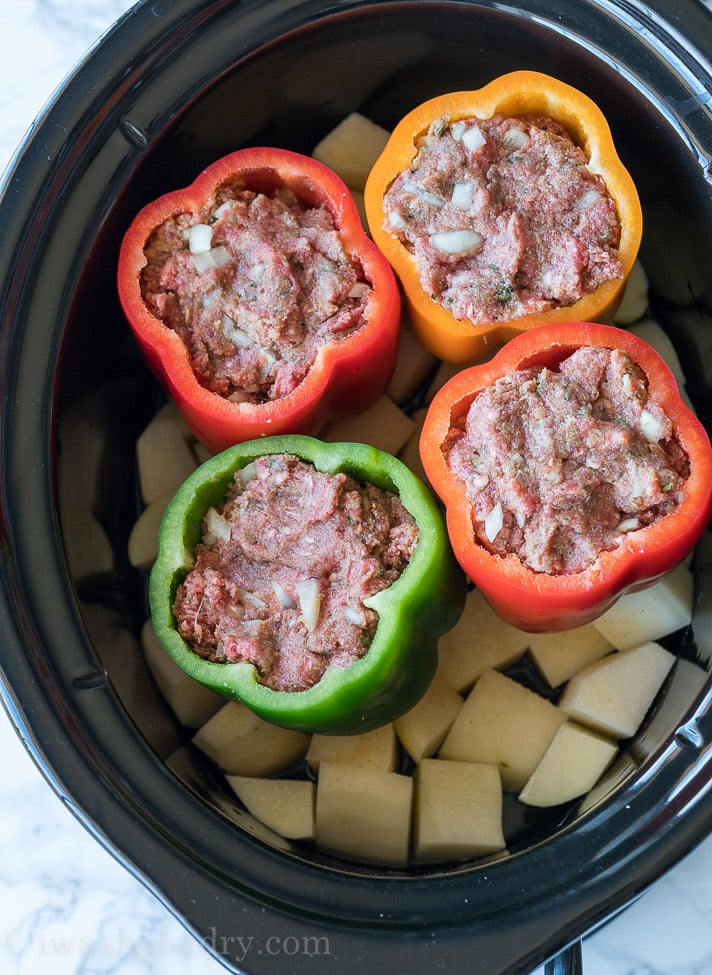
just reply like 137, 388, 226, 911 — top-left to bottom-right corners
1, 2, 711, 973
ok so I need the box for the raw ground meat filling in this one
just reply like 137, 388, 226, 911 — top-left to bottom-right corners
445, 347, 689, 575
173, 455, 419, 691
140, 179, 371, 402
382, 114, 623, 323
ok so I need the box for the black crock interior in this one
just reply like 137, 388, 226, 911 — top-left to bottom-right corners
1, 2, 712, 973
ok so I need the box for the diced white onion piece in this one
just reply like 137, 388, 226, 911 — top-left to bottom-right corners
617, 517, 640, 533
387, 210, 408, 231
192, 245, 231, 273
204, 507, 231, 544
222, 316, 252, 348
347, 282, 371, 299
414, 187, 445, 208
484, 502, 504, 543
450, 121, 466, 141
503, 128, 529, 149
213, 200, 237, 219
462, 125, 486, 151
451, 181, 475, 211
515, 510, 526, 529
189, 223, 213, 254
237, 462, 257, 485
202, 287, 222, 308
430, 228, 483, 255
640, 409, 662, 443
578, 188, 601, 209
273, 581, 297, 610
192, 250, 217, 273
296, 578, 322, 633
343, 605, 366, 627
240, 589, 269, 611
210, 245, 231, 267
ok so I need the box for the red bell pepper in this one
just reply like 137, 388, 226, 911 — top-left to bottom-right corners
117, 147, 401, 453
420, 321, 712, 631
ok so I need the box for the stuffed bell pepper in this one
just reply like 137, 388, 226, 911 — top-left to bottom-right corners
420, 321, 712, 632
149, 434, 466, 734
118, 147, 402, 453
364, 71, 643, 362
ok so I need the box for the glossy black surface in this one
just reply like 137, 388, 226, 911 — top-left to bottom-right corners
1, 1, 712, 973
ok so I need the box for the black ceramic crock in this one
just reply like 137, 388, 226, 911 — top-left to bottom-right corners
1, 2, 712, 973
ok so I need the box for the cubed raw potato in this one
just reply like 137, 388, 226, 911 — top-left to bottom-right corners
518, 722, 618, 807
398, 407, 429, 485
387, 320, 438, 406
136, 407, 198, 504
312, 112, 390, 192
528, 625, 614, 688
306, 723, 398, 772
140, 620, 224, 729
127, 498, 169, 570
438, 588, 529, 693
394, 672, 463, 763
612, 259, 649, 325
319, 395, 416, 456
439, 670, 565, 791
92, 625, 179, 759
192, 701, 310, 776
61, 506, 115, 581
151, 400, 195, 438
558, 641, 676, 739
592, 564, 693, 650
226, 776, 316, 841
314, 762, 413, 866
414, 759, 505, 861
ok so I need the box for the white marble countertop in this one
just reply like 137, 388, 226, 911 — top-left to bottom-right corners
1, 2, 712, 974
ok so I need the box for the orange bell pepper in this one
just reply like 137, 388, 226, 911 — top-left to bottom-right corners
419, 321, 712, 632
364, 71, 643, 363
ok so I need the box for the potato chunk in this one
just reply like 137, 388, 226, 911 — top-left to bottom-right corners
227, 777, 316, 840
558, 641, 676, 739
528, 625, 614, 688
136, 405, 198, 504
128, 499, 168, 570
141, 620, 224, 729
414, 759, 505, 861
518, 722, 618, 807
612, 259, 649, 325
314, 762, 412, 866
438, 588, 529, 693
312, 112, 390, 192
319, 394, 415, 456
306, 723, 398, 772
192, 701, 310, 776
439, 670, 565, 791
592, 564, 693, 650
394, 672, 463, 763
387, 319, 438, 406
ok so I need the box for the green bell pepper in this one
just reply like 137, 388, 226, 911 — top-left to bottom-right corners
149, 434, 466, 734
